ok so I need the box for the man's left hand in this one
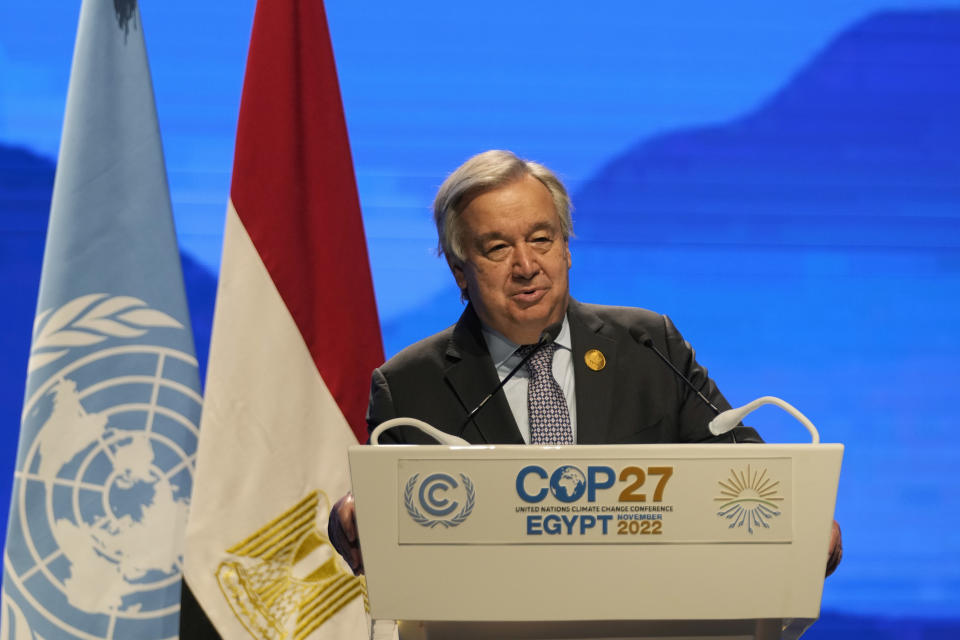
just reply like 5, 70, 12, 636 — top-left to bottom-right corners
826, 519, 843, 577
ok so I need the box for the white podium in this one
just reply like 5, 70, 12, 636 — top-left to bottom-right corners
348, 443, 842, 640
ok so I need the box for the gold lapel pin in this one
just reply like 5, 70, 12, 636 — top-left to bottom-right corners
584, 349, 606, 371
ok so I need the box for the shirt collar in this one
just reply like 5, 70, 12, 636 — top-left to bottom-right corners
482, 315, 572, 370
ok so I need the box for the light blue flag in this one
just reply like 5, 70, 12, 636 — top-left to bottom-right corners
1, 1, 202, 639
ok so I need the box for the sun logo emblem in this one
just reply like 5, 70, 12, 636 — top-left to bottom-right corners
714, 465, 783, 533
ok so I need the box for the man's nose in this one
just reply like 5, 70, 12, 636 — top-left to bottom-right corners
512, 245, 540, 279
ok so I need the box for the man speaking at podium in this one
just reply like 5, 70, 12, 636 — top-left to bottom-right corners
332, 149, 840, 576
367, 149, 759, 447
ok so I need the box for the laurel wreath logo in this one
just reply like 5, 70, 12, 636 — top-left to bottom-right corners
404, 473, 475, 528
29, 293, 182, 373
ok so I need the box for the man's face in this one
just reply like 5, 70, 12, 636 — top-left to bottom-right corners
452, 174, 572, 345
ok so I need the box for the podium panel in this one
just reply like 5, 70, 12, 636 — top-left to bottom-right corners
349, 444, 842, 639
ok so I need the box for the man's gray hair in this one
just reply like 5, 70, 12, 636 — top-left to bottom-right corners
433, 150, 573, 266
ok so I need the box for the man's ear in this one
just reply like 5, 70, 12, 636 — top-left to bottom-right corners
451, 261, 467, 290
451, 262, 470, 303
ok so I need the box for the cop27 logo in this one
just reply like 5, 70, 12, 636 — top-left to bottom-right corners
403, 473, 475, 528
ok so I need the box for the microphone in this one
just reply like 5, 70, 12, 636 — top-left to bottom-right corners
370, 416, 470, 445
629, 327, 735, 442
709, 396, 820, 443
457, 321, 563, 441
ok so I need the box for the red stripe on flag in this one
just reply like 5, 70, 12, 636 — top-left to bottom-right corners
229, 0, 382, 441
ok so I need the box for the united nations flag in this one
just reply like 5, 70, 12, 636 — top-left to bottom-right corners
0, 1, 201, 639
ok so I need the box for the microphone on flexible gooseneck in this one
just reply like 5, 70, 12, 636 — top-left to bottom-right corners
457, 321, 564, 441
628, 327, 737, 442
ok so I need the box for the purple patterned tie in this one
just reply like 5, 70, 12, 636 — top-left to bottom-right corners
519, 343, 573, 445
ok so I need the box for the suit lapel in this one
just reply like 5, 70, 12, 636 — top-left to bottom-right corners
443, 305, 525, 444
568, 300, 617, 444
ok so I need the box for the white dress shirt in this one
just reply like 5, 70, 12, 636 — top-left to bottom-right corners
481, 317, 577, 444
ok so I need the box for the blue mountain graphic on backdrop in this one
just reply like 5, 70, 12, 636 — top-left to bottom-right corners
573, 10, 960, 251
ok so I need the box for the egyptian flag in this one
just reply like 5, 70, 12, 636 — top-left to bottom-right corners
181, 0, 383, 637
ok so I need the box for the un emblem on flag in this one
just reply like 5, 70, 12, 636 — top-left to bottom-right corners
3, 295, 201, 639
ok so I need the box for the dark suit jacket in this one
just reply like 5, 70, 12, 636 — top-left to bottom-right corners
368, 300, 761, 444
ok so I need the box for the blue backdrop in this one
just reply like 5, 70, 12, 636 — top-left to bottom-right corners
2, 2, 958, 636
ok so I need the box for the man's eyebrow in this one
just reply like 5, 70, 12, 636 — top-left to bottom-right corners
475, 231, 508, 246
475, 222, 557, 247
528, 222, 554, 234
482, 222, 554, 240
